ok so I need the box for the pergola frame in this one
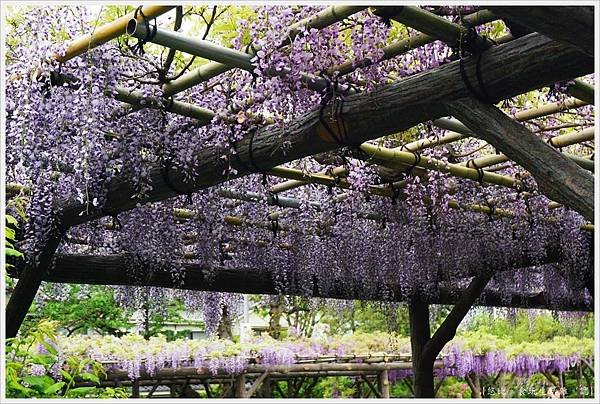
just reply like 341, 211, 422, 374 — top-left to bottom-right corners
5, 5, 595, 398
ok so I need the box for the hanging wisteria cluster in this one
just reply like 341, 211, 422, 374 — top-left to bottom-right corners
5, 5, 594, 331
17, 331, 593, 381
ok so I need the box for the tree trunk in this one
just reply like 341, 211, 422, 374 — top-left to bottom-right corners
268, 295, 285, 339
446, 98, 594, 222
410, 273, 494, 398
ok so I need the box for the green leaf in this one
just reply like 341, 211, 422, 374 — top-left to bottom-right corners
41, 340, 58, 355
79, 372, 100, 384
5, 227, 15, 240
66, 386, 97, 397
30, 353, 56, 366
21, 375, 54, 389
8, 380, 35, 396
43, 381, 66, 395
5, 247, 24, 258
6, 214, 19, 226
59, 369, 73, 382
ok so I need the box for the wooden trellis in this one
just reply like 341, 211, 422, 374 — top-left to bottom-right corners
5, 5, 595, 398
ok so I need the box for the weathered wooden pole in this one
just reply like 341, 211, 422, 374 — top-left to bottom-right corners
378, 370, 391, 398
409, 273, 494, 397
233, 374, 246, 398
446, 98, 594, 222
489, 6, 594, 57
5, 233, 63, 338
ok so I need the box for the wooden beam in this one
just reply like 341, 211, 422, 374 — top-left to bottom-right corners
8, 34, 592, 338
55, 33, 593, 231
446, 98, 594, 221
489, 7, 594, 57
17, 253, 592, 311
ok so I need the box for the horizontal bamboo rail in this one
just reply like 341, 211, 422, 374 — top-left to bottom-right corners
327, 9, 496, 76
114, 87, 215, 123
268, 166, 405, 197
460, 127, 595, 172
359, 143, 521, 189
55, 6, 174, 63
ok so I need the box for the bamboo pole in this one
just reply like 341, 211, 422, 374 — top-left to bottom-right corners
268, 166, 406, 197
459, 128, 595, 172
328, 9, 496, 76
375, 6, 484, 46
114, 87, 215, 123
128, 19, 338, 95
55, 6, 174, 63
163, 6, 366, 96
270, 167, 348, 194
548, 127, 594, 148
566, 79, 595, 105
359, 143, 521, 189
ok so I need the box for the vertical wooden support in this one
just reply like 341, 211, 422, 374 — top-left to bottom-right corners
131, 380, 140, 398
260, 377, 273, 398
233, 374, 246, 398
6, 233, 62, 338
378, 370, 390, 398
408, 297, 435, 398
408, 273, 493, 398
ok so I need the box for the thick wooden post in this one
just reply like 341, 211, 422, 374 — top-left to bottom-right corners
233, 374, 246, 398
378, 370, 391, 398
447, 98, 594, 222
6, 233, 62, 338
131, 380, 140, 398
409, 297, 435, 398
409, 273, 494, 398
